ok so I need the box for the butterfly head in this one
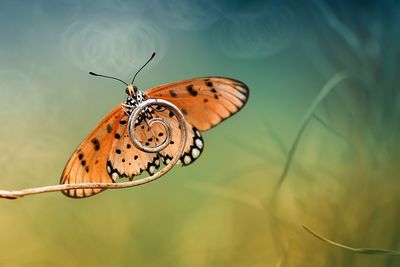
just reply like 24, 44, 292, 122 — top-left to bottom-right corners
125, 84, 138, 97
125, 84, 145, 107
89, 52, 155, 105
125, 84, 145, 108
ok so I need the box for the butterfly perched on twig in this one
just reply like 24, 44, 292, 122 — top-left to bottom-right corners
60, 53, 249, 198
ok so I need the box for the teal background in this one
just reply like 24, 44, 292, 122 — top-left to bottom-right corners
0, 0, 399, 266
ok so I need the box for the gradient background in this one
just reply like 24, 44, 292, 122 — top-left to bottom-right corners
0, 0, 399, 266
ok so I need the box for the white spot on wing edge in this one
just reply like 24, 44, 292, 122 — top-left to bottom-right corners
76, 190, 84, 198
192, 148, 200, 158
183, 155, 191, 165
149, 165, 156, 174
111, 172, 119, 181
195, 138, 203, 149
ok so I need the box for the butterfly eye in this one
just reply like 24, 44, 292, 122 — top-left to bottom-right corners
125, 85, 138, 97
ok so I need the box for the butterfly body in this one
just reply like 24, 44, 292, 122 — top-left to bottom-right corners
122, 84, 145, 111
61, 76, 249, 198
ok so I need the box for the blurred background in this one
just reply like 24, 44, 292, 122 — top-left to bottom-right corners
0, 0, 399, 266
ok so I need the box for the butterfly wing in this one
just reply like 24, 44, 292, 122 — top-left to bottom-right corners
148, 108, 204, 166
146, 77, 249, 131
61, 77, 248, 197
107, 111, 160, 179
60, 105, 159, 198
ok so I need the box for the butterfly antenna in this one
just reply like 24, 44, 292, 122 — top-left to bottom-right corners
89, 72, 128, 86
131, 52, 156, 84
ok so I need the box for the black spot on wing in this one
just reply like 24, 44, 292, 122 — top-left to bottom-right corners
169, 90, 177, 97
186, 85, 198, 96
91, 138, 100, 150
106, 124, 113, 133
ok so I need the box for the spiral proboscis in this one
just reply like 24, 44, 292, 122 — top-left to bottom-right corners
128, 99, 180, 153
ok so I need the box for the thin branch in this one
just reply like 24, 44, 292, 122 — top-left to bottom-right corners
303, 225, 400, 256
1, 170, 166, 199
0, 99, 187, 200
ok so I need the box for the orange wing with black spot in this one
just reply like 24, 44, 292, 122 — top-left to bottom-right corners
60, 106, 160, 198
146, 77, 249, 131
61, 77, 249, 198
148, 108, 205, 166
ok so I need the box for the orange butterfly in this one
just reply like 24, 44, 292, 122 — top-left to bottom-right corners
60, 53, 249, 198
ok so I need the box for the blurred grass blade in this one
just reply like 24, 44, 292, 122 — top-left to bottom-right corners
303, 225, 400, 256
312, 0, 364, 59
313, 114, 347, 141
276, 71, 349, 189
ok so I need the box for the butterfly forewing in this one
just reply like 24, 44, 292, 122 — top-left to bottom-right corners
146, 77, 249, 131
60, 106, 121, 197
61, 106, 160, 198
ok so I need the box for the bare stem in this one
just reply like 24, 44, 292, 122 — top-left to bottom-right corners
313, 114, 348, 141
276, 71, 349, 190
303, 225, 400, 256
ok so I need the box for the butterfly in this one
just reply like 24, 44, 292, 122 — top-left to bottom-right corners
60, 53, 249, 198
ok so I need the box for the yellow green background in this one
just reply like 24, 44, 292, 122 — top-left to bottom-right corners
0, 0, 399, 266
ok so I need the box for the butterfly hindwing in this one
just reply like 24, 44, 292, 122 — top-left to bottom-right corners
107, 114, 160, 179
146, 77, 249, 131
148, 108, 204, 166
